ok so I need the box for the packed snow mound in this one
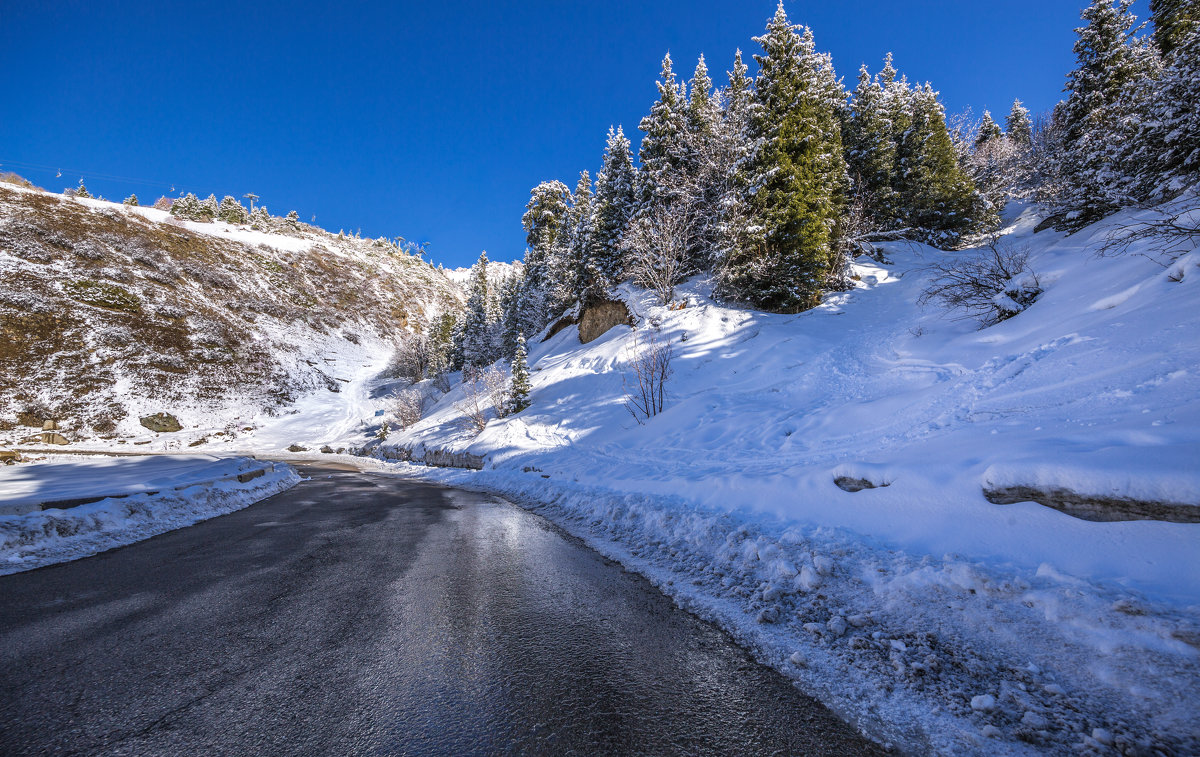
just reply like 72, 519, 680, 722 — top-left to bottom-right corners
0, 454, 300, 574
0, 183, 462, 447
384, 197, 1200, 755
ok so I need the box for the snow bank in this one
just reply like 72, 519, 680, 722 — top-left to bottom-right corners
378, 197, 1200, 755
0, 455, 299, 574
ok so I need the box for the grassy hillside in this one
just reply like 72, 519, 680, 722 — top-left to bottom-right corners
0, 183, 462, 442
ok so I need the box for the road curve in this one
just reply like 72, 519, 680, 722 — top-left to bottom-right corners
0, 464, 883, 755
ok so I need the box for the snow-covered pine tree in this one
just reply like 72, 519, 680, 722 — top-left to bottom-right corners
460, 251, 497, 370
505, 334, 532, 414
1150, 0, 1199, 56
218, 195, 249, 224
249, 205, 273, 231
680, 54, 727, 270
199, 194, 219, 221
285, 209, 301, 228
1130, 1, 1199, 199
896, 84, 993, 247
519, 179, 571, 335
583, 126, 638, 304
498, 269, 525, 358
123, 194, 139, 206
638, 53, 688, 214
562, 171, 593, 306
1053, 0, 1156, 228
844, 59, 906, 236
711, 49, 755, 279
975, 111, 1003, 146
1006, 99, 1034, 147
720, 4, 848, 312
75, 179, 91, 199
171, 193, 200, 220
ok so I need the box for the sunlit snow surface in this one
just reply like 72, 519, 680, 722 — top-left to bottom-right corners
382, 197, 1200, 755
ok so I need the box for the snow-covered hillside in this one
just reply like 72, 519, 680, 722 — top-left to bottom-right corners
0, 183, 462, 447
380, 197, 1200, 755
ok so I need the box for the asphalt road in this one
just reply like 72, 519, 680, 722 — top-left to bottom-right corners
0, 464, 884, 755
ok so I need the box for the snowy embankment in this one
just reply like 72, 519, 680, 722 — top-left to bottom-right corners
0, 455, 300, 574
384, 198, 1200, 755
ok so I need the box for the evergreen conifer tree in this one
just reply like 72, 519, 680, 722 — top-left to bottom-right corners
505, 334, 532, 414
199, 194, 219, 221
1054, 0, 1155, 226
712, 50, 755, 277
1150, 0, 1199, 56
562, 171, 593, 306
1129, 1, 1199, 198
75, 180, 91, 199
721, 4, 848, 312
976, 111, 1003, 146
1005, 99, 1034, 147
218, 195, 249, 224
249, 206, 273, 230
845, 62, 900, 228
460, 251, 497, 369
584, 126, 638, 304
896, 84, 993, 246
171, 193, 200, 220
123, 194, 139, 206
638, 53, 688, 213
519, 180, 571, 337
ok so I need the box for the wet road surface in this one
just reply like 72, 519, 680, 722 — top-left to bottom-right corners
0, 465, 884, 755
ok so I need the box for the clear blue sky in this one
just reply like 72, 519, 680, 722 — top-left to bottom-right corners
0, 1, 1144, 268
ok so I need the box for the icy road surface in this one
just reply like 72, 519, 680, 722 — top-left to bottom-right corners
0, 464, 882, 755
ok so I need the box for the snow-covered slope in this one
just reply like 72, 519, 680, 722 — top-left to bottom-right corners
0, 184, 462, 448
384, 197, 1200, 755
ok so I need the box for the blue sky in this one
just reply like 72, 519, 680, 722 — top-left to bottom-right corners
1, 1, 1142, 268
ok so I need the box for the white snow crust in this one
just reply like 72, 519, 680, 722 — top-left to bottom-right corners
373, 197, 1200, 755
0, 455, 300, 574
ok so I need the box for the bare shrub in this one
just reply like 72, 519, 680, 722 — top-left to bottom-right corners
456, 367, 510, 433
626, 203, 694, 305
391, 387, 423, 429
1099, 206, 1200, 263
385, 333, 429, 382
623, 331, 675, 424
918, 238, 1041, 326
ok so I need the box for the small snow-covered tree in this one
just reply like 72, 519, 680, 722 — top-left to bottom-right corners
171, 193, 201, 220
123, 194, 139, 206
1005, 99, 1034, 147
218, 195, 249, 224
459, 251, 498, 369
75, 179, 91, 199
505, 334, 532, 414
975, 110, 1003, 147
199, 194, 219, 221
249, 205, 273, 230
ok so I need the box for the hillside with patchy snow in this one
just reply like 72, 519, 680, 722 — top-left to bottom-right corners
371, 197, 1200, 755
0, 183, 462, 447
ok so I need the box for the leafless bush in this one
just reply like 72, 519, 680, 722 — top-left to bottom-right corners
152, 196, 173, 211
385, 333, 429, 382
623, 331, 675, 424
390, 387, 423, 429
1098, 206, 1200, 263
918, 238, 1041, 326
456, 367, 510, 433
626, 203, 695, 305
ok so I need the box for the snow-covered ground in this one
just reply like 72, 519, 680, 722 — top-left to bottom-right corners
0, 455, 299, 574
375, 197, 1200, 755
